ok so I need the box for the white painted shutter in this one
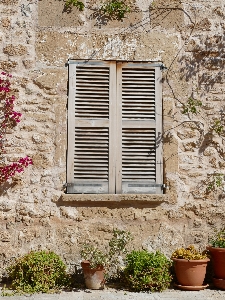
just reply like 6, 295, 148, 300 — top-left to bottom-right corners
116, 62, 163, 194
67, 61, 116, 193
67, 61, 162, 194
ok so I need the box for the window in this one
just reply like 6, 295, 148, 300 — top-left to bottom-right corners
67, 60, 163, 194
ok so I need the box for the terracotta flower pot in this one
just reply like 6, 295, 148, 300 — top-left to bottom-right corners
172, 258, 210, 288
213, 278, 225, 290
206, 246, 225, 279
81, 260, 105, 290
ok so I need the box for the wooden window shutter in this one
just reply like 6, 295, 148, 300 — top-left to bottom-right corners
67, 61, 116, 193
116, 62, 163, 194
67, 61, 162, 194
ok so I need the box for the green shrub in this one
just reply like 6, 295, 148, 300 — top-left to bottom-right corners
123, 250, 172, 292
7, 251, 70, 294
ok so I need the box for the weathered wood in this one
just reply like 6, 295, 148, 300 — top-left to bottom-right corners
115, 62, 123, 193
68, 181, 108, 194
67, 60, 163, 194
122, 120, 156, 128
109, 61, 117, 194
75, 119, 109, 127
67, 61, 111, 193
120, 62, 162, 194
67, 63, 76, 186
155, 67, 163, 194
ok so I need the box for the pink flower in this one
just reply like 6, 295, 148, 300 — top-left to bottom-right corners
0, 72, 31, 184
0, 157, 33, 183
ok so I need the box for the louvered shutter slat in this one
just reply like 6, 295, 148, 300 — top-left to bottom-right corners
122, 68, 155, 120
122, 128, 156, 182
74, 125, 109, 188
75, 65, 109, 120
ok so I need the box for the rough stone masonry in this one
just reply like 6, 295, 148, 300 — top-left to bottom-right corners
0, 0, 224, 276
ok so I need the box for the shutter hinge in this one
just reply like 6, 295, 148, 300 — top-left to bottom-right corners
63, 183, 74, 187
150, 184, 168, 190
160, 64, 168, 71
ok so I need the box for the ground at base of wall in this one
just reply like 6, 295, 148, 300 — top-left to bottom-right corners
1, 287, 225, 300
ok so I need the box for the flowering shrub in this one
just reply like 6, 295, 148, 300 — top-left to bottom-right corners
0, 157, 33, 183
0, 71, 32, 184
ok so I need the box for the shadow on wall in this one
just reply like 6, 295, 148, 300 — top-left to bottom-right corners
55, 196, 164, 209
179, 35, 225, 92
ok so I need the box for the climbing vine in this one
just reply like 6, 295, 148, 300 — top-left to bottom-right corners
63, 0, 131, 19
100, 0, 130, 20
65, 0, 84, 11
182, 97, 202, 115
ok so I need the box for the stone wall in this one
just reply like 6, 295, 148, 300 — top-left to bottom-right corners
0, 0, 224, 276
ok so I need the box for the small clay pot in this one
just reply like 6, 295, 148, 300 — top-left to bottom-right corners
172, 258, 210, 288
81, 260, 105, 290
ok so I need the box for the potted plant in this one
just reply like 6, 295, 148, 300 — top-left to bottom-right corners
122, 250, 172, 292
80, 229, 132, 289
171, 245, 210, 290
207, 228, 225, 289
80, 245, 107, 290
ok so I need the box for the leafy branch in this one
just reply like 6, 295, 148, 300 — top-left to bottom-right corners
63, 0, 131, 19
182, 97, 202, 115
206, 173, 224, 192
65, 0, 85, 11
212, 119, 224, 136
100, 0, 130, 20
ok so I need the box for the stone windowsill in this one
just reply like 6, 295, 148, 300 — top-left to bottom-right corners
61, 194, 169, 202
